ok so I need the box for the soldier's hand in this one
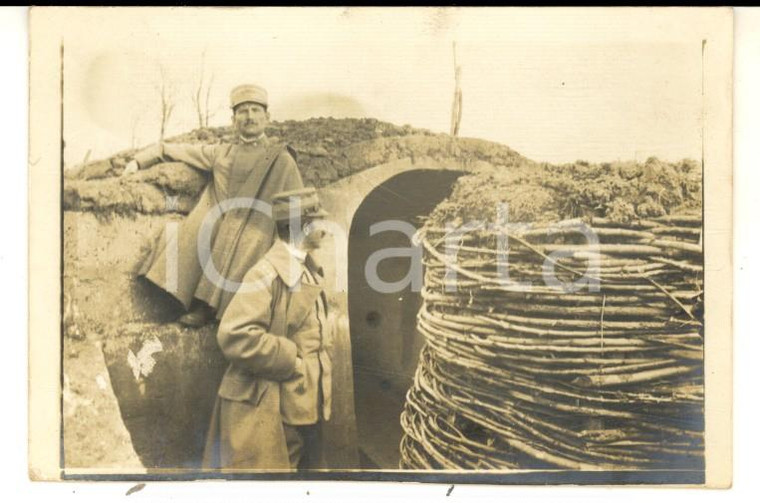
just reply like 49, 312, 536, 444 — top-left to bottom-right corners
121, 160, 139, 177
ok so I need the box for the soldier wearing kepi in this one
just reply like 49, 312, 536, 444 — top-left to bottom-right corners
122, 84, 304, 326
202, 188, 332, 470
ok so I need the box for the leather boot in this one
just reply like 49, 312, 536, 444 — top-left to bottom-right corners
178, 303, 215, 327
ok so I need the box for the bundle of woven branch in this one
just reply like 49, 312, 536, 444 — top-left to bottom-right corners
399, 213, 704, 470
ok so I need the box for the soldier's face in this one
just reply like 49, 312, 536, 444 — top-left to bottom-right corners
233, 102, 270, 138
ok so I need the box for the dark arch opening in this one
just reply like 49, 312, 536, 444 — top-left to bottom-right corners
347, 168, 464, 468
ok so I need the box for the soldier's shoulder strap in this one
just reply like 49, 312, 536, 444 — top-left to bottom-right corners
266, 142, 297, 163
284, 144, 298, 163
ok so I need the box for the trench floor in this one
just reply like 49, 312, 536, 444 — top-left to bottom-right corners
354, 368, 408, 469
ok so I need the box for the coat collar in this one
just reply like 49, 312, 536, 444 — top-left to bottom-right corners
264, 240, 323, 288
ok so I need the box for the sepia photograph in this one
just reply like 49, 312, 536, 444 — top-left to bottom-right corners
27, 7, 732, 486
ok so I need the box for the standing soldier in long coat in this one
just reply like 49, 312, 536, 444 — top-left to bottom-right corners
203, 188, 332, 470
122, 84, 304, 326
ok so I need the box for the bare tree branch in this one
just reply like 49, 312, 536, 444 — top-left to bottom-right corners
192, 50, 206, 129
190, 49, 216, 129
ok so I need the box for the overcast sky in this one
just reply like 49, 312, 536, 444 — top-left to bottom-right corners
62, 7, 712, 167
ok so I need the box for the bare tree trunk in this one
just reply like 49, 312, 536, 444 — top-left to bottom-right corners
204, 73, 214, 128
192, 50, 206, 129
130, 115, 140, 150
450, 42, 463, 137
194, 84, 203, 129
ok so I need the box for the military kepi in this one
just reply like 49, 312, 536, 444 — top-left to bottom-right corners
230, 84, 268, 109
272, 187, 329, 222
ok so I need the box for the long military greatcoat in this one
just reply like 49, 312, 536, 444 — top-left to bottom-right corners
134, 137, 304, 317
202, 240, 332, 470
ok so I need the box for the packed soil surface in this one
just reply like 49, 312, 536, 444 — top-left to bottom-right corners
67, 118, 432, 182
64, 118, 529, 217
428, 157, 702, 226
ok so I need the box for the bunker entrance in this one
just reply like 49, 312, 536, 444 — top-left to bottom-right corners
348, 169, 463, 468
